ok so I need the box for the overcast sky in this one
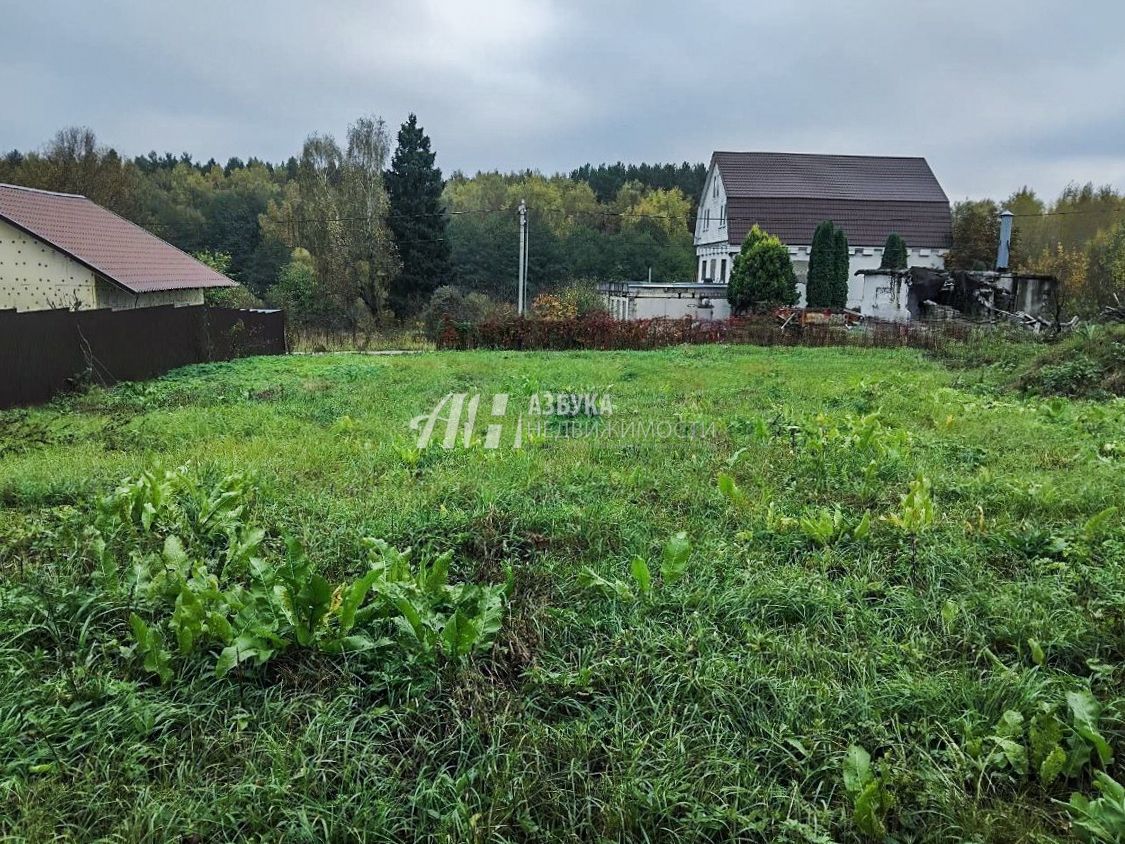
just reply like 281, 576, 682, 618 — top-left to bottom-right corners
2, 0, 1123, 201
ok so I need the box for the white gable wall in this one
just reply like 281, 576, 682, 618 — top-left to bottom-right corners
0, 217, 97, 311
694, 164, 733, 283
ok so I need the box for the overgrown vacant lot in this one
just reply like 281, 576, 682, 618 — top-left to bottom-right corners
2, 345, 1123, 841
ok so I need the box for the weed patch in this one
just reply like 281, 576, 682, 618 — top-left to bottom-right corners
1017, 324, 1125, 397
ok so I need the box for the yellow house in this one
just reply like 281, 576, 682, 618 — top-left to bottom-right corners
0, 183, 235, 312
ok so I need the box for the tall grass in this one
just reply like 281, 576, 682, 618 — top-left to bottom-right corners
1, 344, 1122, 841
287, 325, 432, 354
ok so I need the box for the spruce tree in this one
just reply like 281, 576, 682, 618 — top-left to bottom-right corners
385, 114, 452, 317
880, 232, 908, 269
830, 227, 850, 308
805, 221, 835, 307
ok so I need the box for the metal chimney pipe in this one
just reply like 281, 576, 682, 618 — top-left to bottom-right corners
996, 209, 1014, 271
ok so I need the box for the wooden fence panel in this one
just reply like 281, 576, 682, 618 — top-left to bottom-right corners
0, 306, 285, 409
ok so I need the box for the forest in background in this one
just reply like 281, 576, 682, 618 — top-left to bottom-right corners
1, 122, 1123, 327
0, 124, 703, 331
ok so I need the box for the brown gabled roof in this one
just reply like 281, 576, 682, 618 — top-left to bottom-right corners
712, 151, 948, 202
710, 151, 952, 248
0, 183, 236, 294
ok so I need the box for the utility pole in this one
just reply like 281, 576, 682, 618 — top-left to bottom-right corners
517, 199, 528, 315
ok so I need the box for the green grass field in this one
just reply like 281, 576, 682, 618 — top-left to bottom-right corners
2, 345, 1123, 841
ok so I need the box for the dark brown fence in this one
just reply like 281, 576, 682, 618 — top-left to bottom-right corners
0, 305, 286, 409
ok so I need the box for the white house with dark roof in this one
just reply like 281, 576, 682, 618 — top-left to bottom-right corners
0, 183, 235, 312
694, 152, 952, 308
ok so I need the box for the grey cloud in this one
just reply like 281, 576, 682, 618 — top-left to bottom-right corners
1, 0, 1123, 200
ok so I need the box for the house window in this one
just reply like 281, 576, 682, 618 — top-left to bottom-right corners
699, 258, 706, 281
720, 203, 726, 227
709, 258, 716, 280
704, 209, 711, 227
713, 179, 718, 198
719, 258, 727, 283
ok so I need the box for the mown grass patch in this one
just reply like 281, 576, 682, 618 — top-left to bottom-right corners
1, 344, 1123, 841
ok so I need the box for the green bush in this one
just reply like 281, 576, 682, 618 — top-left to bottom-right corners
1017, 324, 1125, 397
194, 249, 264, 308
558, 279, 609, 317
270, 249, 325, 325
727, 225, 798, 312
807, 222, 850, 308
204, 285, 264, 309
422, 285, 507, 339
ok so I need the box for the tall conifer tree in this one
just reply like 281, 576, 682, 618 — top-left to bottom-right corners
880, 232, 908, 269
385, 115, 451, 316
806, 221, 835, 307
830, 227, 850, 308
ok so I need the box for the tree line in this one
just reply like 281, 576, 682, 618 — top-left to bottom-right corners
0, 124, 701, 330
2, 124, 1122, 322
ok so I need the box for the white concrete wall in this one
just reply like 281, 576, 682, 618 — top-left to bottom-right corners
619, 290, 731, 321
630, 295, 729, 321
798, 247, 945, 309
0, 217, 97, 311
858, 273, 911, 322
94, 281, 204, 310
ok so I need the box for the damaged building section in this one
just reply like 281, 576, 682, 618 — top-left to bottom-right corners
853, 267, 1063, 330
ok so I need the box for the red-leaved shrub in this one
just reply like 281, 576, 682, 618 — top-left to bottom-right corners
436, 313, 957, 352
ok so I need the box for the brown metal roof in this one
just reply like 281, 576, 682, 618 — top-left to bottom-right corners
726, 197, 953, 249
712, 151, 949, 202
710, 152, 952, 249
0, 183, 235, 294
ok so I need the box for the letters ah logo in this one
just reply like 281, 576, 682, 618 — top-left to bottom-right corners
410, 393, 521, 450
